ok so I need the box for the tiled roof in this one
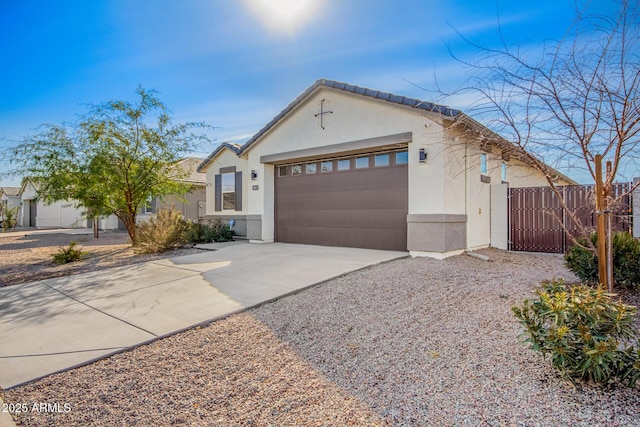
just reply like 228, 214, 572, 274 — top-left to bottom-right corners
197, 78, 575, 185
197, 142, 242, 172
0, 187, 21, 196
174, 157, 207, 184
237, 79, 461, 155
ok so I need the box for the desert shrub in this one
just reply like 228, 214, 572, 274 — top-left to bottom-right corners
565, 232, 640, 289
186, 222, 217, 244
512, 279, 640, 387
1, 206, 18, 232
52, 241, 86, 264
210, 219, 233, 242
135, 207, 189, 254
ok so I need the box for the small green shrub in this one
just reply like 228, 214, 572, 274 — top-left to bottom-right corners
210, 219, 233, 242
135, 207, 190, 254
186, 222, 217, 244
52, 241, 87, 264
1, 206, 18, 232
564, 232, 640, 289
512, 279, 640, 387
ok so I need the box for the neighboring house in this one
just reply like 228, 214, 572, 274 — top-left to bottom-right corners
137, 157, 207, 222
0, 186, 21, 213
198, 79, 576, 258
17, 178, 86, 228
16, 158, 206, 230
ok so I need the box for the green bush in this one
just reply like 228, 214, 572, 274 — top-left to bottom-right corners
210, 219, 233, 242
1, 206, 18, 232
135, 207, 190, 254
185, 220, 234, 244
186, 222, 217, 244
512, 280, 640, 387
564, 232, 640, 289
52, 241, 87, 264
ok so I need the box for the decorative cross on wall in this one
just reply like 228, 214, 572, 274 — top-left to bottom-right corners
314, 99, 333, 130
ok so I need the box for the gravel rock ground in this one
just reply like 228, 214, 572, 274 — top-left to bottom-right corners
3, 248, 640, 426
0, 231, 200, 287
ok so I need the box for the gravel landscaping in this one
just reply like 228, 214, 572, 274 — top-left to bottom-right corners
3, 248, 640, 426
0, 230, 200, 287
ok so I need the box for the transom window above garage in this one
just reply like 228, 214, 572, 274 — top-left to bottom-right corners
276, 150, 408, 177
337, 159, 350, 170
355, 156, 369, 168
374, 154, 390, 167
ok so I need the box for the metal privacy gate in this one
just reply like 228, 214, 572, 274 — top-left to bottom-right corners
509, 183, 633, 253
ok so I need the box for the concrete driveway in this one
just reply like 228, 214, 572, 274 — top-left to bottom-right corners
0, 241, 405, 389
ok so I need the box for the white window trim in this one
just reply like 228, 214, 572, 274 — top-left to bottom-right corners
221, 172, 236, 211
144, 196, 154, 214
480, 153, 488, 175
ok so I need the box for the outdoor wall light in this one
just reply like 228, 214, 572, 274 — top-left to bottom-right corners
251, 170, 258, 180
419, 148, 427, 164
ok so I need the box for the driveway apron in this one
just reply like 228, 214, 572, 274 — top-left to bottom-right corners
0, 242, 405, 389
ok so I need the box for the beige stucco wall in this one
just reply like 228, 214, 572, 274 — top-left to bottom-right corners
157, 185, 206, 221
1, 194, 21, 211
443, 139, 574, 250
201, 148, 248, 216
201, 85, 576, 255
245, 87, 447, 243
0, 193, 22, 228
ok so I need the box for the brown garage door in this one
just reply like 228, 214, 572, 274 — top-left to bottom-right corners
275, 151, 408, 251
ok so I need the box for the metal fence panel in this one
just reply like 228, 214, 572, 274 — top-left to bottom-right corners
509, 183, 632, 253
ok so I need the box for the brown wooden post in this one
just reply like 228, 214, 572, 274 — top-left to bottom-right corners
595, 155, 607, 289
606, 161, 613, 292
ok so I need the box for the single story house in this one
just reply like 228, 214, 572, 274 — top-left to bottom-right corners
199, 79, 574, 258
18, 157, 206, 230
18, 178, 86, 228
137, 157, 207, 223
0, 187, 21, 212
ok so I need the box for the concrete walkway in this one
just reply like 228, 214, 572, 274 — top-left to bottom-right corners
0, 242, 405, 390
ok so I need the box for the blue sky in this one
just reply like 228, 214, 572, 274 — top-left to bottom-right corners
0, 0, 603, 187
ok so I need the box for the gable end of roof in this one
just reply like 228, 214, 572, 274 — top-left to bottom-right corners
237, 79, 461, 156
197, 142, 242, 172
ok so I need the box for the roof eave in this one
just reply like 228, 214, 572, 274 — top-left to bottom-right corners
197, 143, 241, 173
237, 78, 461, 157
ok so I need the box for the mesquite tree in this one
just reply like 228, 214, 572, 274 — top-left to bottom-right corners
9, 87, 210, 243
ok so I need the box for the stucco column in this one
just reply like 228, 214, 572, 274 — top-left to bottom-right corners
634, 178, 639, 238
490, 183, 509, 250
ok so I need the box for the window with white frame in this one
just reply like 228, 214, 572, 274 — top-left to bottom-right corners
144, 195, 154, 214
221, 172, 236, 210
480, 153, 488, 175
501, 162, 508, 181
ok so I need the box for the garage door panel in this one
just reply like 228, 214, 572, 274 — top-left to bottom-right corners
276, 226, 407, 251
275, 155, 407, 251
275, 189, 407, 211
277, 209, 408, 229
